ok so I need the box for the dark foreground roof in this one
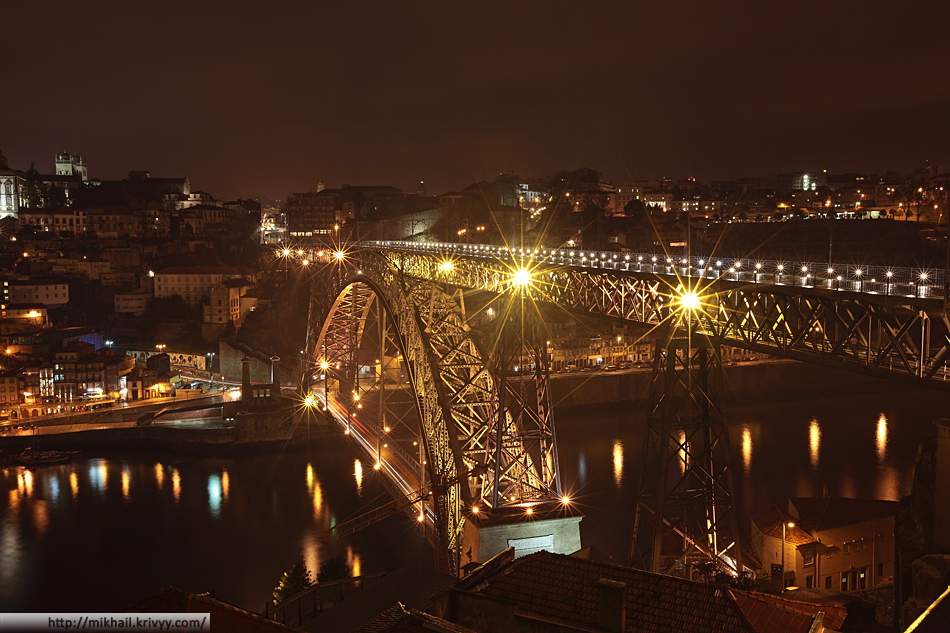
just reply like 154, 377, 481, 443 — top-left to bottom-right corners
352, 603, 477, 633
457, 550, 845, 633
126, 585, 302, 632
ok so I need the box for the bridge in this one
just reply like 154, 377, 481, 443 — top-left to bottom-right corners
301, 239, 950, 577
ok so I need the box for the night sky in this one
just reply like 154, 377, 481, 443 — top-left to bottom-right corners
5, 1, 950, 200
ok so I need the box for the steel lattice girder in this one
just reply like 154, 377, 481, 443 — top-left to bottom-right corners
308, 251, 562, 573
364, 247, 950, 389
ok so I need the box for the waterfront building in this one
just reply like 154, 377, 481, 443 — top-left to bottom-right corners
752, 497, 899, 593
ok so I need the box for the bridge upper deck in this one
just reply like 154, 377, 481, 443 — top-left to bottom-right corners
365, 240, 948, 302
346, 240, 950, 389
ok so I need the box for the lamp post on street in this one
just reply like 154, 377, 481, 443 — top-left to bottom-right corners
782, 521, 795, 592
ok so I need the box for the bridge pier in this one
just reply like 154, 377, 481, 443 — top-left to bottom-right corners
631, 334, 743, 579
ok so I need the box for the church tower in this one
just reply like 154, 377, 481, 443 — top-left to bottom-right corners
55, 150, 87, 180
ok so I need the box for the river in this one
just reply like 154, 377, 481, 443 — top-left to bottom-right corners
1, 384, 947, 612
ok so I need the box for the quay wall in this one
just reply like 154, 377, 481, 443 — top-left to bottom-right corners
0, 408, 294, 453
551, 360, 907, 410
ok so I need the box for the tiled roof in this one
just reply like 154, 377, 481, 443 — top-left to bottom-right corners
471, 551, 756, 633
351, 603, 478, 633
732, 590, 847, 632
790, 497, 899, 531
752, 506, 817, 545
463, 551, 843, 633
126, 585, 302, 632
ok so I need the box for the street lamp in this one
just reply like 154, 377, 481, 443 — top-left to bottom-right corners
782, 521, 795, 591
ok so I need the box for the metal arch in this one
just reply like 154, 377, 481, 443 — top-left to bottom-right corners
310, 268, 466, 574
308, 251, 563, 574
362, 246, 950, 389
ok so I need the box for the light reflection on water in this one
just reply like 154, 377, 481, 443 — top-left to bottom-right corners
171, 468, 181, 502
48, 475, 60, 505
0, 387, 943, 612
741, 424, 752, 474
577, 451, 588, 485
0, 442, 406, 613
808, 418, 821, 468
612, 440, 623, 487
877, 413, 888, 462
221, 470, 230, 502
207, 474, 222, 519
31, 501, 48, 537
121, 469, 130, 501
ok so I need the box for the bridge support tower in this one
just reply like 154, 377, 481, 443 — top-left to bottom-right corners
631, 333, 743, 580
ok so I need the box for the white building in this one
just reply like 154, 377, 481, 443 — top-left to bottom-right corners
114, 292, 152, 317
8, 279, 70, 308
154, 267, 253, 308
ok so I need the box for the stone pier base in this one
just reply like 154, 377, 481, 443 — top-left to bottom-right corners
460, 504, 583, 570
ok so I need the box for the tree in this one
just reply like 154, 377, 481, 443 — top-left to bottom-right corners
623, 199, 647, 222
22, 163, 44, 208
144, 295, 199, 321
317, 556, 352, 582
272, 558, 312, 604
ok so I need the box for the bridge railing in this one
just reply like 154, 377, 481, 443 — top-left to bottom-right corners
365, 240, 948, 300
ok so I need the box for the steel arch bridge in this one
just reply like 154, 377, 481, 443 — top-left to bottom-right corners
307, 248, 561, 575
304, 239, 950, 576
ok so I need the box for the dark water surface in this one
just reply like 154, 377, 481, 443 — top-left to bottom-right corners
2, 384, 947, 612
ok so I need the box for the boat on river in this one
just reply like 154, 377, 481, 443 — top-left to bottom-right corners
14, 448, 79, 465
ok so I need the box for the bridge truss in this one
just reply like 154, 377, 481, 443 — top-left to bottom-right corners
364, 243, 950, 389
307, 249, 562, 575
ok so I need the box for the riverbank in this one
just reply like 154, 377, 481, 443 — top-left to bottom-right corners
550, 359, 910, 411
0, 407, 298, 455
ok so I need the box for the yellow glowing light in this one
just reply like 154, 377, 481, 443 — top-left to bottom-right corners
471, 505, 480, 514
560, 496, 571, 505
512, 268, 532, 286
304, 393, 316, 407
417, 513, 425, 522
373, 462, 381, 470
525, 507, 534, 516
677, 291, 701, 311
334, 251, 345, 261
282, 248, 290, 256
320, 360, 330, 370
439, 260, 454, 272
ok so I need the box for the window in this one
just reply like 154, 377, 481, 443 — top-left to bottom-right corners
877, 563, 884, 577
805, 574, 814, 589
803, 552, 814, 567
841, 574, 848, 592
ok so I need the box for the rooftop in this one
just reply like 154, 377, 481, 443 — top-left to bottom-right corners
456, 550, 840, 633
